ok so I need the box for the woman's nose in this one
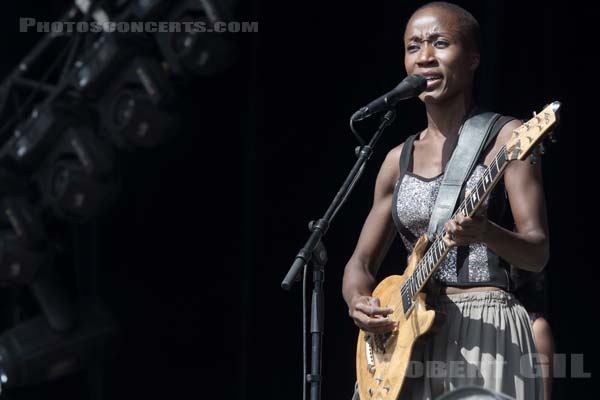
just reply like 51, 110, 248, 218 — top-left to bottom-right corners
417, 43, 436, 66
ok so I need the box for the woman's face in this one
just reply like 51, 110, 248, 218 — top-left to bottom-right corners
403, 7, 479, 104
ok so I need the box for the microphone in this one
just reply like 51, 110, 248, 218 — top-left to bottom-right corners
351, 75, 427, 121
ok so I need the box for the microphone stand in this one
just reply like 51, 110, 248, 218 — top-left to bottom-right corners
281, 109, 397, 400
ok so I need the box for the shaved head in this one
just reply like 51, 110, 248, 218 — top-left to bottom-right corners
408, 2, 481, 53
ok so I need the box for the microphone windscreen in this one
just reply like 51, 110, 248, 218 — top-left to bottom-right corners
405, 74, 427, 92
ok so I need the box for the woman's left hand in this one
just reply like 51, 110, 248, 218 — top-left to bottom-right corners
443, 208, 490, 247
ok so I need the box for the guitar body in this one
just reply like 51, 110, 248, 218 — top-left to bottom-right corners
356, 235, 437, 400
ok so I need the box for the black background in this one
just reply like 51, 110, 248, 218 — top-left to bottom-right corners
0, 0, 593, 399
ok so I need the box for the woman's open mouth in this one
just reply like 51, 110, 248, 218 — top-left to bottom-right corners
425, 76, 443, 89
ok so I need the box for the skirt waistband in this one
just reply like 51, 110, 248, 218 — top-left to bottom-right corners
428, 289, 517, 306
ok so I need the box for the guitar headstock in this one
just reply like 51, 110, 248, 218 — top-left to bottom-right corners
506, 101, 561, 162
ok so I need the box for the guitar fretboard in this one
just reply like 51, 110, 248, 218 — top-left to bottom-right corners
401, 145, 510, 313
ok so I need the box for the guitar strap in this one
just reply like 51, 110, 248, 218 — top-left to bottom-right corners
426, 109, 500, 240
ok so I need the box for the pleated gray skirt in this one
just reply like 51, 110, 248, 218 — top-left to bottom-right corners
352, 290, 544, 400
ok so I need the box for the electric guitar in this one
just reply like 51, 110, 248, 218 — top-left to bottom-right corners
355, 101, 561, 400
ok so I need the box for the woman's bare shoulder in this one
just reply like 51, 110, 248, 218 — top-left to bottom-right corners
496, 117, 522, 146
483, 117, 522, 164
381, 141, 406, 175
375, 141, 407, 192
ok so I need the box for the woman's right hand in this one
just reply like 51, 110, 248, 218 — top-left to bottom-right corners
348, 295, 396, 334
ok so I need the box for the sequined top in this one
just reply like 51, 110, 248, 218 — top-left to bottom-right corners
392, 164, 511, 289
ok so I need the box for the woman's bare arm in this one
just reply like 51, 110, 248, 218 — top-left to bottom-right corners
443, 120, 550, 272
342, 144, 402, 333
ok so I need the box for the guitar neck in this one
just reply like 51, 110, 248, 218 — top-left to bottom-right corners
402, 145, 511, 299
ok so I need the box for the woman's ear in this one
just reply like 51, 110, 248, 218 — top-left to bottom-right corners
469, 52, 481, 72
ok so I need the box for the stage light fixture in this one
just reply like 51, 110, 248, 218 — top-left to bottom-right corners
55, 126, 115, 179
0, 223, 74, 332
31, 124, 118, 222
126, 57, 177, 106
74, 33, 150, 96
1, 196, 45, 248
100, 88, 179, 149
155, 2, 238, 78
0, 302, 117, 389
0, 170, 45, 247
5, 105, 71, 170
0, 232, 47, 286
42, 160, 117, 222
95, 55, 179, 149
